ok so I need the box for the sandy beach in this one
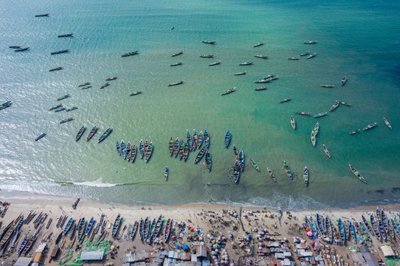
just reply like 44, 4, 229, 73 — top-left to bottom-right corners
1, 191, 399, 265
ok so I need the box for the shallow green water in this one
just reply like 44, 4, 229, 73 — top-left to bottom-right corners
0, 0, 399, 209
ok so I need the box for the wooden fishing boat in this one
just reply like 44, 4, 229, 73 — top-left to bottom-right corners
254, 54, 268, 59
348, 164, 367, 184
58, 33, 73, 38
224, 130, 232, 148
255, 86, 267, 91
296, 111, 312, 116
311, 122, 320, 147
164, 167, 169, 181
49, 67, 63, 72
164, 218, 173, 242
314, 112, 328, 118
383, 117, 392, 129
168, 137, 174, 156
288, 57, 299, 60
290, 116, 296, 130
267, 167, 277, 183
63, 217, 73, 236
194, 146, 207, 164
87, 127, 98, 142
304, 40, 317, 45
221, 87, 236, 96
306, 52, 317, 59
202, 40, 216, 45
98, 128, 112, 143
363, 122, 377, 132
283, 161, 293, 180
171, 51, 183, 57
340, 76, 348, 86
239, 61, 253, 66
209, 61, 221, 66
234, 71, 246, 76
145, 142, 154, 163
170, 62, 183, 67
112, 214, 122, 238
329, 100, 340, 112
253, 42, 264, 48
303, 166, 310, 187
51, 49, 69, 55
205, 152, 212, 172
182, 143, 189, 162
130, 145, 137, 162
121, 51, 138, 57
280, 98, 291, 104
200, 54, 213, 58
320, 84, 334, 88
75, 126, 86, 142
130, 91, 142, 96
35, 133, 46, 142
238, 149, 245, 172
250, 158, 260, 172
231, 161, 241, 184
322, 144, 331, 159
168, 80, 184, 87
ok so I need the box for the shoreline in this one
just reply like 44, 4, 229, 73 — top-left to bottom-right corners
1, 189, 400, 213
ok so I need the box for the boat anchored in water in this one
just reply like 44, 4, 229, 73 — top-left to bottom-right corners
202, 40, 216, 45
253, 42, 264, 48
322, 144, 331, 159
224, 130, 232, 148
290, 116, 296, 130
363, 122, 377, 132
168, 80, 184, 87
75, 126, 86, 142
383, 117, 392, 130
280, 98, 291, 104
98, 128, 112, 143
58, 33, 73, 38
221, 87, 236, 96
35, 133, 46, 142
303, 166, 310, 187
121, 51, 138, 57
341, 76, 348, 86
164, 167, 169, 181
254, 54, 268, 59
348, 164, 367, 184
239, 61, 253, 66
310, 122, 320, 147
250, 158, 260, 172
171, 51, 183, 57
87, 127, 98, 142
267, 167, 277, 183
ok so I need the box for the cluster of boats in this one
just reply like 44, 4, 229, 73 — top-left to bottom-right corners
305, 208, 399, 246
116, 139, 154, 163
0, 101, 12, 111
72, 127, 111, 143
139, 216, 164, 244
168, 129, 212, 171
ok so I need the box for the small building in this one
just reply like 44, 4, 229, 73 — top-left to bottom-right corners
381, 245, 395, 257
81, 250, 105, 262
13, 257, 32, 266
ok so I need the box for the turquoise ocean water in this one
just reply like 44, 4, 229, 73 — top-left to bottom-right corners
0, 0, 399, 209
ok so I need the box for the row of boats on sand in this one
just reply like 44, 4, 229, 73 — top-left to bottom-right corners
116, 139, 154, 163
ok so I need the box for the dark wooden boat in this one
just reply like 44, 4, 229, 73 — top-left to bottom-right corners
171, 51, 183, 57
35, 133, 46, 142
131, 221, 139, 241
87, 127, 98, 142
58, 33, 73, 38
144, 142, 154, 163
51, 49, 69, 55
106, 76, 117, 81
130, 91, 142, 96
306, 52, 317, 59
78, 82, 90, 87
296, 111, 312, 116
341, 76, 348, 87
49, 104, 62, 111
121, 51, 138, 57
224, 130, 232, 148
168, 81, 183, 87
100, 83, 110, 89
9, 46, 21, 49
205, 152, 212, 172
75, 126, 86, 142
54, 107, 66, 112
49, 67, 63, 72
288, 57, 299, 60
81, 85, 92, 90
59, 118, 73, 124
0, 101, 12, 111
164, 219, 173, 242
55, 231, 63, 245
57, 94, 70, 101
98, 128, 112, 143
194, 146, 207, 164
112, 214, 122, 238
168, 137, 174, 156
35, 14, 49, 17
329, 100, 340, 112
170, 62, 182, 67
14, 47, 30, 52
209, 61, 221, 66
202, 40, 216, 45
304, 40, 317, 44
66, 107, 78, 112
253, 42, 264, 48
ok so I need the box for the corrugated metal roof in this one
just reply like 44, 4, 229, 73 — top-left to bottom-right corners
81, 250, 104, 261
13, 257, 32, 266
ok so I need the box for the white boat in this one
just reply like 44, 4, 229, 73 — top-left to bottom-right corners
341, 76, 348, 86
290, 116, 296, 130
383, 117, 392, 130
322, 144, 331, 159
311, 122, 319, 147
